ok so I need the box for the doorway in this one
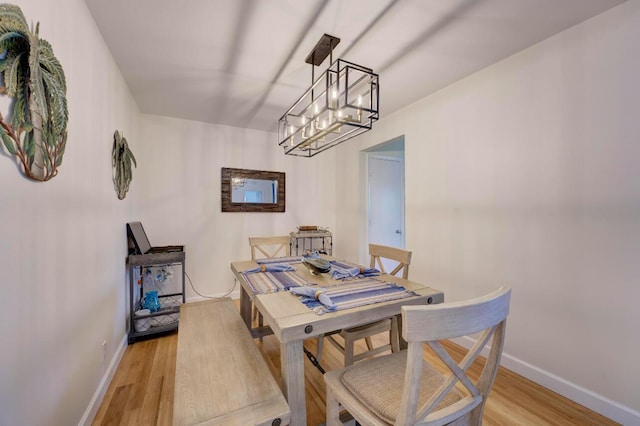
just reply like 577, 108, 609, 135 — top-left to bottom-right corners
364, 136, 405, 268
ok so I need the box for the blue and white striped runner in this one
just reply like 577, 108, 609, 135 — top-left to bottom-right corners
297, 277, 417, 314
242, 270, 310, 294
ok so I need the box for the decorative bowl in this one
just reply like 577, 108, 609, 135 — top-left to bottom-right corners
302, 257, 331, 275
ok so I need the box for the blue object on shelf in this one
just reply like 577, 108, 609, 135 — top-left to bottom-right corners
143, 290, 161, 313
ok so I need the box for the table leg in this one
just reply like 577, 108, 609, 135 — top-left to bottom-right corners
396, 313, 408, 350
280, 340, 306, 426
239, 286, 252, 331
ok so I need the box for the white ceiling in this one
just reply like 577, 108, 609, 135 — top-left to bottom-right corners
85, 0, 625, 133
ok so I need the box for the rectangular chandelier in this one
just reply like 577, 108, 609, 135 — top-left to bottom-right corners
278, 34, 379, 157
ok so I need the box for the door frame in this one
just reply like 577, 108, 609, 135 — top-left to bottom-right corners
360, 136, 406, 265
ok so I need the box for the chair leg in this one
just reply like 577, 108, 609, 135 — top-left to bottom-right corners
390, 316, 400, 353
364, 336, 374, 350
316, 334, 325, 363
326, 387, 342, 426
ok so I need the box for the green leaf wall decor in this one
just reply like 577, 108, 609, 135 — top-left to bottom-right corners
0, 4, 68, 181
112, 130, 136, 200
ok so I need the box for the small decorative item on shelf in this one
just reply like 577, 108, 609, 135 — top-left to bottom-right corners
297, 225, 329, 232
142, 290, 161, 313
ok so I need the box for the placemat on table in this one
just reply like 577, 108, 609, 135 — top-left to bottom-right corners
242, 270, 310, 294
299, 277, 417, 314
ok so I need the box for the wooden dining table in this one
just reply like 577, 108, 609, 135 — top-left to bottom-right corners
230, 257, 444, 426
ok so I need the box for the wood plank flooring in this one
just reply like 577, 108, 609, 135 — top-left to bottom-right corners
93, 315, 619, 425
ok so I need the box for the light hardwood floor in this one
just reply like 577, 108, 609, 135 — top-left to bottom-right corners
93, 315, 619, 425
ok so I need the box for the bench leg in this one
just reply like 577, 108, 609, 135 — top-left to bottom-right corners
281, 340, 306, 426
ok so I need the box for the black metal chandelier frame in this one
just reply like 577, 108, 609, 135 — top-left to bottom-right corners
278, 34, 379, 157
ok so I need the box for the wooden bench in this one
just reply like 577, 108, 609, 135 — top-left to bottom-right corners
174, 298, 290, 425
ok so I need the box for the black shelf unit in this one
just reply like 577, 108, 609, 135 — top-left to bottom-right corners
127, 250, 185, 343
126, 222, 186, 344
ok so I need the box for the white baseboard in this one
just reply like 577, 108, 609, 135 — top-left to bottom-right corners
78, 335, 127, 426
452, 337, 640, 425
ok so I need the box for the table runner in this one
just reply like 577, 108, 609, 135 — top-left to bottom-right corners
242, 270, 310, 294
295, 277, 417, 315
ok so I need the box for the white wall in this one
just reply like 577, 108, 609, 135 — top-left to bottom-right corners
137, 115, 337, 299
4, 0, 636, 424
0, 2, 336, 423
335, 1, 640, 423
0, 0, 141, 425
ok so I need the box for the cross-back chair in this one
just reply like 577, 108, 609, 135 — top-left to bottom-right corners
248, 236, 291, 331
369, 243, 412, 279
325, 286, 511, 426
317, 243, 412, 366
249, 236, 291, 260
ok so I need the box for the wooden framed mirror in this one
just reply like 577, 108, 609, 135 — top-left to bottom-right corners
221, 167, 286, 212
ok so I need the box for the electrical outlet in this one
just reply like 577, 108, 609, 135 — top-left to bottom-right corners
101, 340, 107, 366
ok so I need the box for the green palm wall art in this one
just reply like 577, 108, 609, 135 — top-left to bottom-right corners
112, 130, 136, 200
0, 4, 68, 181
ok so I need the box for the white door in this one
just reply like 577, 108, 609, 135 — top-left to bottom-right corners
368, 154, 405, 271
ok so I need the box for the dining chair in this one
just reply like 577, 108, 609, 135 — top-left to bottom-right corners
316, 243, 412, 366
248, 236, 291, 329
325, 286, 511, 426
